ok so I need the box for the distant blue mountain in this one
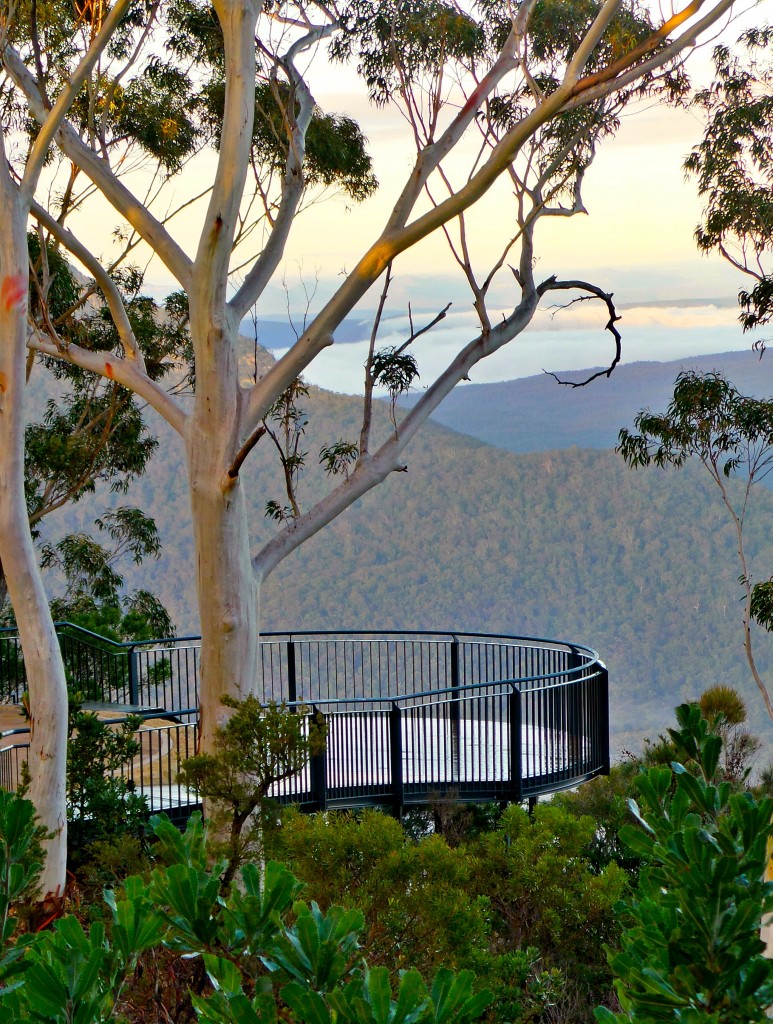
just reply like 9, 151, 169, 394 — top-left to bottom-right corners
398, 349, 773, 453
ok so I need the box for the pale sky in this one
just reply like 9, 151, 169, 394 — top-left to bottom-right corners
60, 3, 764, 342
246, 4, 760, 317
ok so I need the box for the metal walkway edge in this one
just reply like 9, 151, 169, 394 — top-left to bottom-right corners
0, 626, 610, 818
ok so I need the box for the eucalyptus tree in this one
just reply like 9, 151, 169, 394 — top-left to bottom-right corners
618, 371, 773, 723
0, 0, 196, 896
0, 0, 744, 888
0, 240, 190, 617
686, 24, 773, 336
0, 0, 156, 900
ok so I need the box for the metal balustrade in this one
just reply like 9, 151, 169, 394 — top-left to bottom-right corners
0, 625, 610, 816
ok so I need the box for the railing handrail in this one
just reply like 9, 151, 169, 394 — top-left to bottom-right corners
0, 627, 610, 814
0, 659, 605, 738
0, 658, 607, 741
0, 623, 599, 661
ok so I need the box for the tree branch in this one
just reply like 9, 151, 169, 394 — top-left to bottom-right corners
30, 200, 145, 370
192, 0, 260, 326
21, 0, 134, 201
27, 336, 188, 437
564, 0, 738, 109
2, 45, 193, 291
229, 19, 337, 323
254, 287, 542, 580
226, 424, 267, 483
359, 263, 393, 460
538, 280, 622, 386
243, 0, 735, 436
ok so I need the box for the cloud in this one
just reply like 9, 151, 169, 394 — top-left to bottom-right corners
268, 299, 752, 396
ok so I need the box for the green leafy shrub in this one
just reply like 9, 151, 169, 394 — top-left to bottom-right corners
66, 692, 148, 865
179, 696, 326, 887
268, 808, 488, 978
0, 807, 492, 1024
270, 803, 627, 1023
596, 704, 773, 1023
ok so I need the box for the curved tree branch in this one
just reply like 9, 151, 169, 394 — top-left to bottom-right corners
30, 200, 146, 370
537, 279, 622, 386
229, 19, 338, 323
27, 336, 188, 437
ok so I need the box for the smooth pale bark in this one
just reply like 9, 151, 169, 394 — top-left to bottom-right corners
188, 446, 259, 750
0, 0, 135, 896
0, 205, 68, 898
186, 299, 258, 752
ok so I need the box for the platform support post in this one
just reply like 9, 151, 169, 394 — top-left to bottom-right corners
310, 705, 327, 810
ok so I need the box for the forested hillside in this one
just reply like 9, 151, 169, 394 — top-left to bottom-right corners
50, 364, 773, 757
399, 348, 773, 453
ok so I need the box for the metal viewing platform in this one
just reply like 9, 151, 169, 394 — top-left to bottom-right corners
0, 625, 610, 819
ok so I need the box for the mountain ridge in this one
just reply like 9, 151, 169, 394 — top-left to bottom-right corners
397, 348, 773, 453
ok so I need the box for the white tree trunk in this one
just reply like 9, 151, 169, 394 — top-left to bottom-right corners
190, 463, 259, 753
0, 211, 68, 898
187, 318, 259, 755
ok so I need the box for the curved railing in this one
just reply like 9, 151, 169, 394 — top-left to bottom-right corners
0, 626, 610, 815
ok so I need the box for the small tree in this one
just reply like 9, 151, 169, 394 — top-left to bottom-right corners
685, 26, 773, 337
618, 371, 773, 722
65, 694, 148, 865
178, 696, 326, 888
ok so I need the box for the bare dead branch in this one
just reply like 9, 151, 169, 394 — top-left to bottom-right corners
359, 262, 393, 460
395, 302, 452, 356
537, 278, 622, 386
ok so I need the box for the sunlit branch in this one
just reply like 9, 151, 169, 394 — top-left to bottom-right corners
21, 0, 134, 199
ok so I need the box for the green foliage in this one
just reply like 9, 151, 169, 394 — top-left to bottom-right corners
0, 809, 492, 1024
618, 371, 773, 668
179, 697, 326, 886
320, 440, 359, 480
269, 803, 626, 1023
333, 0, 484, 107
335, 0, 679, 119
267, 809, 487, 978
596, 704, 773, 1023
371, 348, 420, 399
40, 508, 175, 643
8, 233, 179, 639
553, 763, 644, 875
0, 790, 45, 951
686, 28, 773, 331
245, 82, 377, 201
618, 371, 773, 478
112, 63, 199, 173
65, 693, 148, 863
162, 2, 378, 200
25, 237, 165, 527
371, 347, 420, 426
264, 377, 310, 521
472, 803, 627, 1002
